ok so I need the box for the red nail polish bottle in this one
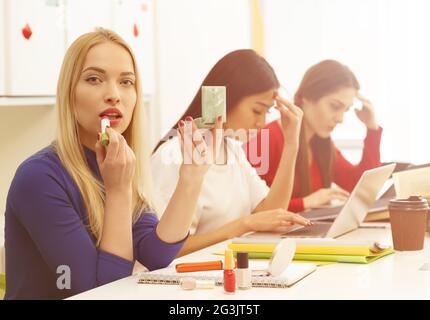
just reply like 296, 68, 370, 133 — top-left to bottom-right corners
223, 249, 236, 294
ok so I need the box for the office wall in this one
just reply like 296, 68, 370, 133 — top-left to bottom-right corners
0, 1, 5, 95
154, 0, 251, 143
262, 0, 430, 165
0, 105, 56, 216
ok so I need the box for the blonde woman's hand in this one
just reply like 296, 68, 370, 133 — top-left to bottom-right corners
275, 96, 303, 146
303, 187, 350, 209
177, 115, 223, 180
355, 93, 379, 130
95, 127, 136, 193
243, 208, 312, 233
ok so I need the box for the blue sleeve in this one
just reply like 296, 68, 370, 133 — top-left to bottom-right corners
133, 211, 188, 271
9, 160, 134, 294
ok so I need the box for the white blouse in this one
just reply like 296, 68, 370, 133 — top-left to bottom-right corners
151, 136, 269, 235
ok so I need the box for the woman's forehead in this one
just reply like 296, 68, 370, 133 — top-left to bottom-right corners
324, 87, 356, 106
83, 42, 134, 74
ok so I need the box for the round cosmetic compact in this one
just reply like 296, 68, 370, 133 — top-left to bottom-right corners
267, 238, 296, 276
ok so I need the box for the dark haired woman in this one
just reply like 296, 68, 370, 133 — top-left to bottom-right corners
151, 49, 311, 256
246, 60, 382, 212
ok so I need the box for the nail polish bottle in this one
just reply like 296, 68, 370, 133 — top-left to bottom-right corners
223, 249, 236, 294
236, 252, 252, 290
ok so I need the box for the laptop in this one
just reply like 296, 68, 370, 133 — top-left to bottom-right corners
285, 163, 396, 238
301, 162, 430, 220
299, 178, 394, 221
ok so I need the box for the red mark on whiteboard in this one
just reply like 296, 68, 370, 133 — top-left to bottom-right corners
133, 23, 139, 37
22, 23, 33, 40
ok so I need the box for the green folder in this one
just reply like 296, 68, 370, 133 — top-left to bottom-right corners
0, 273, 5, 300
245, 248, 394, 264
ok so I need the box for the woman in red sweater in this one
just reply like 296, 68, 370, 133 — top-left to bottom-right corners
245, 60, 382, 212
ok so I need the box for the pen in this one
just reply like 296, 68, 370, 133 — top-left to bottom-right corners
176, 260, 223, 273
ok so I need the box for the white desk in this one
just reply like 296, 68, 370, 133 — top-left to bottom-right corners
69, 226, 430, 300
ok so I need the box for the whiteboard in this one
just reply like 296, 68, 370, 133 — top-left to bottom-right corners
5, 0, 65, 95
2, 0, 156, 97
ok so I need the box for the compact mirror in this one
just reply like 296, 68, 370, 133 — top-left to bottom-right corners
267, 238, 296, 276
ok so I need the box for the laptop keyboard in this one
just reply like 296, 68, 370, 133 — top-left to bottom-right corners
283, 222, 332, 237
300, 207, 341, 221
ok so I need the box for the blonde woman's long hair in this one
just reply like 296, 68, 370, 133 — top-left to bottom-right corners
53, 28, 154, 245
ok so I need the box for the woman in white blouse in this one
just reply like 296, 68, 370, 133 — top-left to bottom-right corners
151, 49, 311, 256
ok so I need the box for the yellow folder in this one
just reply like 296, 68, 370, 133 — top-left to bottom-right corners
228, 242, 389, 256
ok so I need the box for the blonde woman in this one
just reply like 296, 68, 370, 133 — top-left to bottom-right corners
4, 29, 210, 299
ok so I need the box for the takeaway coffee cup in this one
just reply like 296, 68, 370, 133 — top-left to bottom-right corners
388, 196, 429, 251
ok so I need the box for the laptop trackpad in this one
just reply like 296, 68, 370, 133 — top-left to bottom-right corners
283, 222, 332, 238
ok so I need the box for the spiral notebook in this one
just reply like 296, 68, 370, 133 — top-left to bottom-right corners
138, 261, 317, 288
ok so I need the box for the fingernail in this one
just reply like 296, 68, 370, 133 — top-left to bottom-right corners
185, 116, 193, 122
217, 115, 222, 122
178, 120, 185, 128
